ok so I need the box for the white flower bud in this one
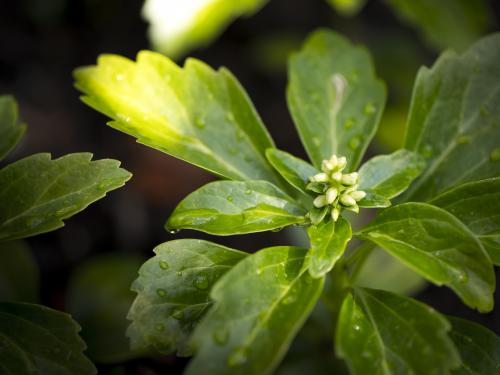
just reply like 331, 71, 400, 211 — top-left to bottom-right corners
331, 171, 343, 181
313, 195, 328, 208
326, 187, 338, 204
350, 190, 366, 201
337, 156, 347, 170
312, 173, 329, 182
346, 204, 359, 214
322, 160, 334, 172
331, 207, 340, 221
340, 194, 356, 206
342, 172, 359, 186
329, 154, 338, 167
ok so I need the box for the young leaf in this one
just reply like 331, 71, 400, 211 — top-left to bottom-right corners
186, 246, 324, 375
0, 95, 26, 162
265, 148, 318, 195
336, 288, 461, 375
357, 149, 425, 207
0, 153, 131, 242
447, 316, 500, 375
143, 0, 269, 59
127, 239, 247, 356
385, 0, 491, 52
326, 0, 367, 17
74, 52, 281, 184
356, 202, 495, 312
287, 29, 386, 171
431, 178, 500, 265
66, 254, 144, 363
307, 217, 352, 278
0, 302, 96, 375
403, 33, 500, 201
167, 180, 307, 235
0, 241, 39, 303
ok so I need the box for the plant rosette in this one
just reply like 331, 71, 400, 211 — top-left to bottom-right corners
74, 29, 500, 375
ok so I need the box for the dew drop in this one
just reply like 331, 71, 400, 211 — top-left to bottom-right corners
490, 147, 500, 162
364, 103, 376, 115
171, 308, 184, 320
282, 292, 297, 305
157, 289, 166, 297
193, 275, 209, 290
227, 347, 247, 368
168, 229, 180, 234
348, 136, 361, 150
159, 261, 169, 270
458, 271, 468, 283
176, 271, 183, 277
195, 116, 206, 129
244, 189, 252, 195
155, 323, 165, 332
117, 113, 131, 123
226, 196, 234, 202
212, 327, 229, 345
313, 137, 321, 146
55, 205, 76, 217
343, 117, 356, 129
421, 144, 433, 158
457, 135, 470, 145
27, 217, 43, 228
353, 325, 361, 331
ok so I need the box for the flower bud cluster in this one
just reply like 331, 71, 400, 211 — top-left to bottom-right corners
306, 154, 366, 222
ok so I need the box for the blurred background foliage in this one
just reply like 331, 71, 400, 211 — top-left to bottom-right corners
0, 0, 498, 373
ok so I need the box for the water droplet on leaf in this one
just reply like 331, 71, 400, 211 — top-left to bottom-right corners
171, 308, 184, 320
193, 275, 209, 290
157, 289, 166, 297
227, 347, 247, 367
227, 196, 233, 202
212, 327, 229, 345
364, 103, 376, 115
159, 261, 169, 270
244, 189, 252, 195
348, 136, 361, 150
343, 117, 356, 129
457, 135, 470, 145
490, 147, 500, 162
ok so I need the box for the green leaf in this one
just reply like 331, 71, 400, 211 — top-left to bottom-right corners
356, 203, 495, 312
431, 178, 500, 265
358, 149, 425, 207
403, 33, 500, 201
336, 288, 461, 375
143, 0, 269, 59
167, 180, 307, 235
448, 316, 500, 375
0, 302, 96, 375
287, 29, 386, 171
66, 254, 143, 363
354, 247, 426, 296
265, 148, 318, 195
0, 95, 26, 160
74, 52, 281, 185
307, 217, 352, 278
0, 95, 26, 162
0, 153, 131, 242
186, 246, 324, 375
385, 0, 491, 51
326, 0, 367, 17
127, 239, 247, 356
0, 241, 39, 303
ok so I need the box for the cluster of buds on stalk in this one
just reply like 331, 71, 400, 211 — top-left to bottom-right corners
306, 154, 366, 223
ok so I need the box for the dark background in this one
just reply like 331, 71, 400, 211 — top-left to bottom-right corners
1, 0, 499, 373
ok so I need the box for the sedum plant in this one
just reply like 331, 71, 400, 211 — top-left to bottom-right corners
74, 29, 500, 374
0, 95, 131, 374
